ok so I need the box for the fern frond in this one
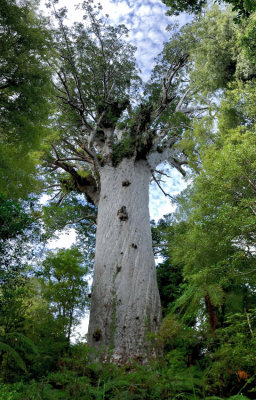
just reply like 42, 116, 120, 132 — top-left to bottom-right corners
5, 332, 38, 354
0, 341, 26, 371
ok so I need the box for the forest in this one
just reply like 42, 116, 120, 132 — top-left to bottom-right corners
1, 0, 256, 398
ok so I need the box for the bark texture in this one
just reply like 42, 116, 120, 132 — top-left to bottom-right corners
87, 158, 162, 363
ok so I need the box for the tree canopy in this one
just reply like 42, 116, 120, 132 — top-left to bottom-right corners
0, 0, 54, 198
163, 0, 256, 20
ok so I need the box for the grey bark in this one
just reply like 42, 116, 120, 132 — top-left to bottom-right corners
87, 158, 162, 363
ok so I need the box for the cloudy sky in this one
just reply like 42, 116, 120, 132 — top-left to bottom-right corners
44, 0, 189, 338
98, 0, 188, 80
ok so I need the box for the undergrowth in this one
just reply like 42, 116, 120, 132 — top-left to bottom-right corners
0, 343, 253, 400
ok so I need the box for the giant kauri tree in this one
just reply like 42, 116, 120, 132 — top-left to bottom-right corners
44, 0, 206, 363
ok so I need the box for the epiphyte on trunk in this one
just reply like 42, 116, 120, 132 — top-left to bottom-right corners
117, 206, 128, 221
93, 329, 102, 341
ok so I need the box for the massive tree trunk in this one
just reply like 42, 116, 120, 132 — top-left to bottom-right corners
87, 158, 162, 363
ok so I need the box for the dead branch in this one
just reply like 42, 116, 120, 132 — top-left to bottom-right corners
152, 173, 176, 201
155, 169, 171, 178
175, 87, 191, 112
245, 308, 254, 338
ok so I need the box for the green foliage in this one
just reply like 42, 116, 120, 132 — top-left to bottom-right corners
52, 4, 140, 138
163, 0, 206, 15
112, 133, 135, 165
0, 194, 33, 260
163, 0, 256, 21
154, 57, 256, 398
0, 343, 253, 399
0, 0, 55, 198
241, 14, 256, 60
153, 216, 185, 316
0, 196, 41, 381
186, 6, 256, 97
0, 342, 26, 372
40, 247, 89, 343
0, 195, 91, 380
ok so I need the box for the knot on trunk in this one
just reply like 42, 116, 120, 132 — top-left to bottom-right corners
93, 329, 102, 341
122, 180, 131, 187
117, 206, 128, 221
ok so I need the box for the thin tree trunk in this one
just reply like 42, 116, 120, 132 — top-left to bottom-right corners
87, 158, 162, 363
205, 294, 218, 335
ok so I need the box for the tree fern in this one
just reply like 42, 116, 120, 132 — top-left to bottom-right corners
0, 332, 38, 376
0, 341, 26, 371
5, 332, 38, 354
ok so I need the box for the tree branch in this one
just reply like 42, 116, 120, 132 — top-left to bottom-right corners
155, 169, 171, 178
168, 156, 187, 176
147, 136, 178, 168
153, 55, 189, 122
175, 87, 191, 112
56, 70, 93, 131
53, 160, 100, 205
152, 173, 176, 201
62, 138, 94, 164
179, 106, 208, 114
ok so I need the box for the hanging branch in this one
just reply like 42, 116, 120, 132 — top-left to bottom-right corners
155, 169, 171, 178
152, 173, 176, 201
178, 106, 208, 114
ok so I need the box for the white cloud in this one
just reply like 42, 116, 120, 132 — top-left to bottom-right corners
136, 5, 152, 17
47, 229, 77, 249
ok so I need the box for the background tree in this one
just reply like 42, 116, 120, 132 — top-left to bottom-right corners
0, 195, 91, 380
0, 195, 38, 381
0, 0, 54, 198
40, 247, 89, 345
162, 0, 256, 20
155, 9, 256, 394
152, 216, 184, 317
